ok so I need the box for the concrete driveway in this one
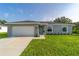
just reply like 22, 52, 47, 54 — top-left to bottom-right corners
0, 37, 33, 56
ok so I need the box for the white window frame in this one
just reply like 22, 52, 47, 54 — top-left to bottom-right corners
47, 25, 53, 34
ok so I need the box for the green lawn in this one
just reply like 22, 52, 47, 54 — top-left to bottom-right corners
0, 32, 8, 39
21, 35, 79, 56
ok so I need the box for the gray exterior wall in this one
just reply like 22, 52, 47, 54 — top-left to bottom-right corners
53, 25, 62, 34
34, 25, 40, 37
7, 23, 73, 37
8, 25, 12, 37
47, 24, 72, 34
67, 25, 72, 34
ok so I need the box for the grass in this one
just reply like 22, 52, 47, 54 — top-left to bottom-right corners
21, 35, 79, 56
0, 32, 8, 39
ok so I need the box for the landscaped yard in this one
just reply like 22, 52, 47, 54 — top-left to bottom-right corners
21, 35, 79, 56
0, 32, 8, 39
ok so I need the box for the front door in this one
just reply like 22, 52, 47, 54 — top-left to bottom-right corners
39, 25, 45, 35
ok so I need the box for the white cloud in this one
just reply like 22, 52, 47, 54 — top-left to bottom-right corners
4, 13, 9, 18
42, 16, 54, 21
60, 4, 79, 22
17, 9, 24, 14
29, 14, 33, 17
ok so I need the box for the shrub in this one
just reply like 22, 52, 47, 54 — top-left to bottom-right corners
0, 32, 8, 38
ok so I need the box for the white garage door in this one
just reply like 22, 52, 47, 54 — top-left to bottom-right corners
12, 26, 35, 36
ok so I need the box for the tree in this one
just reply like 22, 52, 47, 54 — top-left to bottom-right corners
0, 20, 7, 24
53, 16, 72, 23
72, 22, 79, 34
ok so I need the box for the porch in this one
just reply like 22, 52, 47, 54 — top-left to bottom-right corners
34, 25, 47, 37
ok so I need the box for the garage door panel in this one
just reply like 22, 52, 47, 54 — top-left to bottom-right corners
12, 26, 35, 36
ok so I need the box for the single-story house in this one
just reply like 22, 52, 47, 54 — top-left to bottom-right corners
6, 21, 73, 37
0, 24, 7, 32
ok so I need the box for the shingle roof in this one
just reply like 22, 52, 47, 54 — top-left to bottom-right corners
5, 20, 74, 25
9, 20, 51, 23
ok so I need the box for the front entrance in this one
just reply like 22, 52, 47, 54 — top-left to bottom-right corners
39, 25, 45, 35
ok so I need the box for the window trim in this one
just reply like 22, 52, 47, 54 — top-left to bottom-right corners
47, 26, 53, 33
62, 25, 68, 33
47, 27, 52, 32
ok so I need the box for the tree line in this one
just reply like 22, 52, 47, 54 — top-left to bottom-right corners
0, 17, 73, 24
0, 20, 7, 24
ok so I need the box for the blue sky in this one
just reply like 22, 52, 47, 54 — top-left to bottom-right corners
0, 3, 79, 22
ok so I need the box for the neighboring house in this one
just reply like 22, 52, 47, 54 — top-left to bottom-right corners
0, 24, 7, 32
6, 21, 73, 37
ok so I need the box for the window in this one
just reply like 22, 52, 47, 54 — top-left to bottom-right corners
47, 27, 52, 32
62, 27, 67, 32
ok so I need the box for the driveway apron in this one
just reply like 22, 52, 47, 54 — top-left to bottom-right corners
0, 37, 33, 56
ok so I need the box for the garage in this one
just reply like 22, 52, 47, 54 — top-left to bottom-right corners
12, 26, 35, 37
